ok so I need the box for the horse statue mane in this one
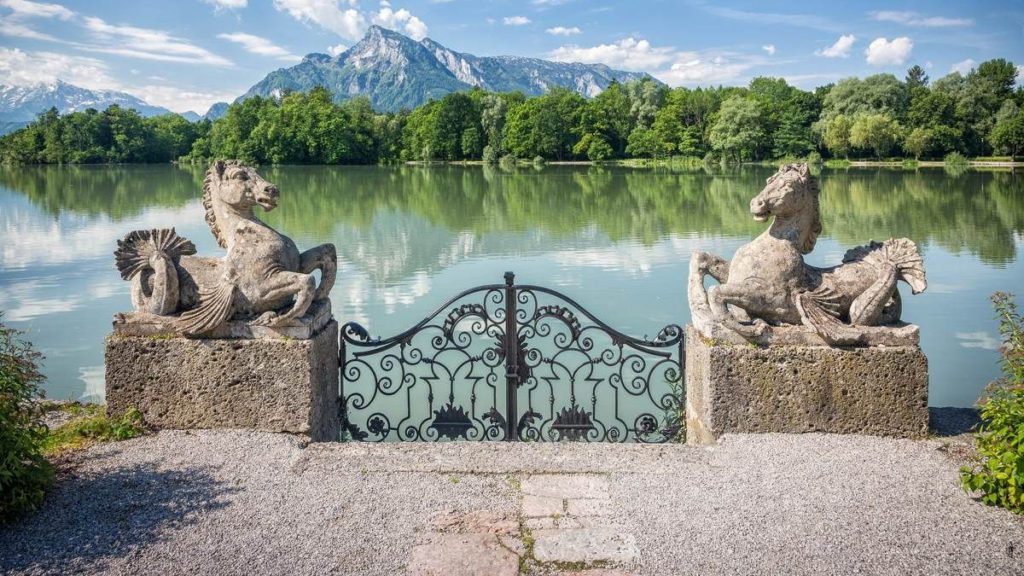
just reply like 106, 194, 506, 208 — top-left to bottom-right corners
202, 160, 231, 249
689, 163, 927, 347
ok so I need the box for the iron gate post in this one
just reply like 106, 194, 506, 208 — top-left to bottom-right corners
504, 271, 518, 441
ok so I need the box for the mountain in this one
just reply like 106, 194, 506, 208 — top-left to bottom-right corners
240, 25, 656, 111
203, 101, 230, 120
180, 111, 202, 122
0, 80, 179, 134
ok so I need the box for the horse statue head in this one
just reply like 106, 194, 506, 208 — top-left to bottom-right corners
202, 159, 280, 248
749, 163, 821, 255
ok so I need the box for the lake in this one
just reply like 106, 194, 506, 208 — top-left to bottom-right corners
0, 164, 1021, 408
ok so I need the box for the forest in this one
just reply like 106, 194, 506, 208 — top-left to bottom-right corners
1, 58, 1022, 165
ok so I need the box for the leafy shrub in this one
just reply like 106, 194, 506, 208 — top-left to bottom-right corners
960, 292, 1024, 513
532, 155, 546, 166
482, 145, 498, 165
944, 151, 969, 165
0, 317, 54, 522
806, 151, 823, 165
499, 154, 517, 169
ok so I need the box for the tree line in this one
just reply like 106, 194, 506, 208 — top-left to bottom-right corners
1, 58, 1022, 165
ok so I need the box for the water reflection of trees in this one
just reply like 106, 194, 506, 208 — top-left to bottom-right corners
1, 164, 1020, 265
0, 164, 203, 218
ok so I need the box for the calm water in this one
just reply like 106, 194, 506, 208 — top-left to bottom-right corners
0, 164, 1021, 408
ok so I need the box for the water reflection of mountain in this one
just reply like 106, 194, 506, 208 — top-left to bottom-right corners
1, 165, 1020, 270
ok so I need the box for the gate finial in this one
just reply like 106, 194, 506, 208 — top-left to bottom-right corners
504, 271, 515, 286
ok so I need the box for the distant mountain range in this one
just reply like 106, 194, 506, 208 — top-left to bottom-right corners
241, 25, 656, 111
0, 26, 656, 135
0, 81, 176, 134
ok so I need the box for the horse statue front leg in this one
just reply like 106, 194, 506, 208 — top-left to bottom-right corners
251, 272, 317, 326
299, 244, 337, 300
707, 283, 771, 339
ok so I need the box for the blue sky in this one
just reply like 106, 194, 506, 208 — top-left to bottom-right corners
0, 0, 1021, 113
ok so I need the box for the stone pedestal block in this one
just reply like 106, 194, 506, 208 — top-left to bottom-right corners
685, 325, 928, 445
105, 320, 340, 441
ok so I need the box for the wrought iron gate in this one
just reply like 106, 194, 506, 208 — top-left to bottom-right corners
339, 272, 684, 442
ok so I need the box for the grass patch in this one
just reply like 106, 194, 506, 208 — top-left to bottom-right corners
824, 158, 851, 168
41, 403, 146, 456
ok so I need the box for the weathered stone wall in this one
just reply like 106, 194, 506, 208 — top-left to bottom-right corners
685, 325, 928, 445
106, 321, 339, 441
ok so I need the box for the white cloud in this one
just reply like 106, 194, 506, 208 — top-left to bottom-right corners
549, 36, 764, 86
816, 34, 855, 58
82, 16, 232, 66
950, 58, 976, 75
533, 0, 570, 5
0, 18, 57, 40
0, 47, 114, 88
0, 0, 74, 20
130, 84, 241, 114
503, 16, 531, 26
327, 43, 347, 57
0, 0, 74, 40
273, 0, 429, 41
864, 36, 913, 66
546, 26, 581, 36
373, 3, 428, 40
655, 51, 765, 85
203, 0, 248, 9
762, 44, 775, 56
0, 47, 238, 113
870, 11, 972, 28
218, 32, 299, 61
273, 0, 367, 40
549, 37, 675, 70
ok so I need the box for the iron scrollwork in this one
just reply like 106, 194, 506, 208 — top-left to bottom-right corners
340, 272, 684, 443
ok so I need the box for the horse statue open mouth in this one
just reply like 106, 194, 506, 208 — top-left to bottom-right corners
113, 160, 337, 337
688, 163, 927, 347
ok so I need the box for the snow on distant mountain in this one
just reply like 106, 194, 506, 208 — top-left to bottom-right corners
0, 80, 183, 134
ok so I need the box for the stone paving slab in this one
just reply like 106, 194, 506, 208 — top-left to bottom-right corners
522, 475, 610, 499
532, 528, 640, 564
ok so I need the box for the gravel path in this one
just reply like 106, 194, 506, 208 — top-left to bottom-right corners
1, 429, 1021, 575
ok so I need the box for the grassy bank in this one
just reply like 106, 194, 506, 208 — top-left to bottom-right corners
38, 401, 145, 456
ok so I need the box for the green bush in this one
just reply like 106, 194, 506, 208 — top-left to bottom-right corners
482, 145, 498, 165
0, 317, 54, 522
961, 292, 1024, 514
532, 155, 546, 166
944, 151, 969, 165
806, 151, 823, 165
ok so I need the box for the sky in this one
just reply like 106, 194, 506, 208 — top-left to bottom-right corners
0, 0, 1021, 114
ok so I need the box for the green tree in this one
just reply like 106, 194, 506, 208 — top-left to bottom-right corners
904, 127, 933, 159
708, 96, 764, 162
849, 113, 902, 159
905, 65, 929, 90
991, 110, 1024, 156
822, 114, 853, 158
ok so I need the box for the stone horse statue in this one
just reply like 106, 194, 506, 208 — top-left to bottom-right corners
689, 163, 927, 346
114, 160, 337, 336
